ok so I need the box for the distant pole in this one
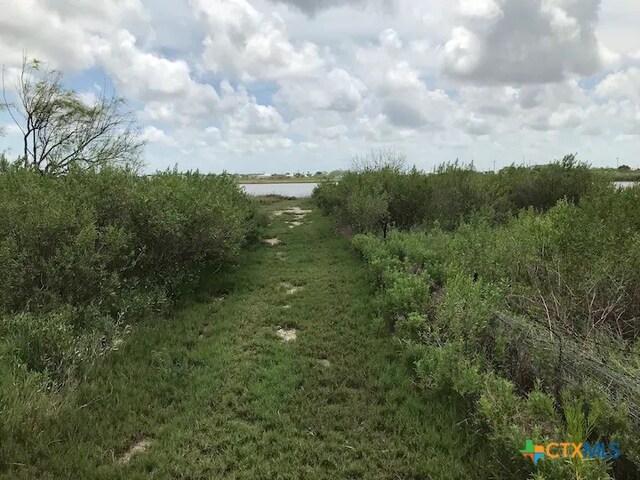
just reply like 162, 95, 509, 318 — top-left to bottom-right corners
617, 157, 619, 168
493, 160, 496, 173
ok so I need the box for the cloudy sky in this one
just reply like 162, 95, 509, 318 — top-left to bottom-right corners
1, 0, 639, 173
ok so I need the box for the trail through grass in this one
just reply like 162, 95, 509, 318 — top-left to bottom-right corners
5, 198, 486, 479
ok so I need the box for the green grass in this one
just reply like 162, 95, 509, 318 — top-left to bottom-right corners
2, 198, 487, 479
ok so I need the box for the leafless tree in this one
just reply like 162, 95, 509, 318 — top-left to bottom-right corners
351, 148, 407, 173
2, 56, 144, 175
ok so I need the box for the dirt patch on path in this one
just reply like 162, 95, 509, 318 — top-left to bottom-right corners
280, 282, 304, 295
272, 207, 313, 219
117, 438, 151, 464
276, 328, 297, 342
286, 207, 312, 215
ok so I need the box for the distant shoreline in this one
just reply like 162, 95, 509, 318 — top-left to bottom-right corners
236, 170, 640, 184
236, 177, 325, 185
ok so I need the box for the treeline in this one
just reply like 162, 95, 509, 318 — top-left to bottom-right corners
313, 154, 640, 479
314, 154, 600, 233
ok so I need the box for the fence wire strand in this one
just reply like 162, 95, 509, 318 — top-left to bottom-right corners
495, 312, 640, 423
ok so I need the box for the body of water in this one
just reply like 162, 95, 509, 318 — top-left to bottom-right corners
241, 183, 318, 198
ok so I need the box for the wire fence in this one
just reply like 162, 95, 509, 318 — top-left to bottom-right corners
495, 311, 640, 423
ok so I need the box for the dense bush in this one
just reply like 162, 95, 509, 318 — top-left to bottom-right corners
351, 185, 640, 479
314, 154, 603, 234
313, 165, 422, 234
0, 168, 261, 447
497, 156, 596, 212
0, 169, 259, 306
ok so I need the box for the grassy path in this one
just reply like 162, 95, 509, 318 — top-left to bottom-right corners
8, 199, 484, 479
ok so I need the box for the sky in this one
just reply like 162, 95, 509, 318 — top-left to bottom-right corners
0, 0, 639, 174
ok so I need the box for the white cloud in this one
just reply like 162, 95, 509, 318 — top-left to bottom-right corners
352, 32, 454, 132
275, 68, 367, 113
77, 90, 100, 107
442, 0, 608, 84
228, 102, 287, 134
456, 85, 518, 116
379, 61, 424, 94
355, 114, 395, 142
89, 30, 227, 130
457, 112, 492, 136
96, 31, 218, 103
382, 99, 430, 129
598, 0, 640, 60
268, 0, 365, 15
193, 0, 325, 82
379, 28, 403, 49
548, 106, 587, 129
142, 126, 177, 146
457, 0, 502, 19
0, 0, 146, 70
595, 68, 640, 100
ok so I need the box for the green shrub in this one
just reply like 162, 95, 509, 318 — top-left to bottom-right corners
315, 154, 602, 235
350, 183, 640, 477
498, 154, 600, 213
0, 168, 260, 388
345, 188, 390, 235
377, 269, 431, 328
0, 167, 263, 467
426, 162, 499, 230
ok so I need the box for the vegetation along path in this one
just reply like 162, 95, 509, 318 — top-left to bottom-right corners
12, 198, 485, 479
